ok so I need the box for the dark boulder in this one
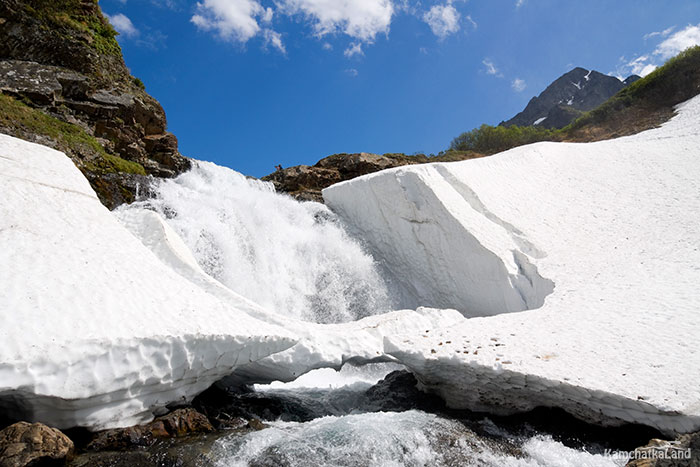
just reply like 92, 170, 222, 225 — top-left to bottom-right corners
86, 409, 215, 452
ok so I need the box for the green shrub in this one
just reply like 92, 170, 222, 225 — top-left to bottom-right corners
449, 124, 557, 154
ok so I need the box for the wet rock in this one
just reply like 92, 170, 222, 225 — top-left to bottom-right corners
0, 421, 74, 467
626, 432, 700, 466
84, 172, 156, 210
362, 370, 446, 412
86, 409, 214, 452
70, 433, 223, 467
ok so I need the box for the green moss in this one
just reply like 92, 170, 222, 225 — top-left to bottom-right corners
24, 0, 122, 57
132, 77, 146, 91
0, 93, 145, 175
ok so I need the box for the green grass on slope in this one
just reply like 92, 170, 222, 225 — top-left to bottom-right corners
0, 93, 146, 175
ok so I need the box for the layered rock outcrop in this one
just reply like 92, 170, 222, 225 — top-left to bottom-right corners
0, 0, 190, 208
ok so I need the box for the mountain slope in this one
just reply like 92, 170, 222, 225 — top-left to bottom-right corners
501, 67, 640, 129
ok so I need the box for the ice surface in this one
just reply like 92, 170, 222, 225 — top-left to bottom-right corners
323, 96, 700, 434
0, 135, 297, 430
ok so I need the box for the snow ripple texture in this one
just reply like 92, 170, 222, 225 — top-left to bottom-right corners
124, 161, 394, 324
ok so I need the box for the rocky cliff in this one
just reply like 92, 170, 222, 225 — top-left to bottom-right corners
0, 0, 190, 208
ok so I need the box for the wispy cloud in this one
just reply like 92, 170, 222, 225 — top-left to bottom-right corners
344, 42, 364, 58
511, 78, 526, 92
643, 26, 675, 41
482, 58, 502, 77
106, 13, 139, 38
423, 2, 460, 39
515, 0, 525, 8
263, 29, 286, 54
345, 68, 359, 77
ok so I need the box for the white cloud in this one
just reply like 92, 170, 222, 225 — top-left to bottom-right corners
511, 78, 526, 92
515, 0, 524, 7
423, 3, 460, 39
322, 42, 333, 50
465, 14, 477, 29
263, 29, 286, 53
622, 55, 657, 77
191, 0, 264, 42
278, 0, 394, 42
261, 7, 274, 24
344, 42, 363, 58
345, 68, 359, 77
482, 58, 502, 77
617, 23, 700, 79
654, 23, 700, 59
106, 13, 139, 38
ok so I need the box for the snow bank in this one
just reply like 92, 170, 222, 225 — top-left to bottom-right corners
0, 135, 298, 430
323, 96, 700, 434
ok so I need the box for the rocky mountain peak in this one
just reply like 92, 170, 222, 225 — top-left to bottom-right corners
501, 67, 641, 129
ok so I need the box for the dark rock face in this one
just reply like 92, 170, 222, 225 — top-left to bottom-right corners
501, 67, 641, 129
0, 421, 74, 467
0, 0, 191, 209
362, 370, 446, 413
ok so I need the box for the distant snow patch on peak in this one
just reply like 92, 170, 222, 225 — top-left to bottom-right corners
571, 81, 581, 90
584, 69, 592, 81
533, 116, 547, 125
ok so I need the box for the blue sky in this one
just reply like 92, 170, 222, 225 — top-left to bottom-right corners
102, 0, 700, 177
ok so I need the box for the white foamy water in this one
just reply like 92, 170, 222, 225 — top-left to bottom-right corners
211, 411, 623, 467
122, 160, 394, 323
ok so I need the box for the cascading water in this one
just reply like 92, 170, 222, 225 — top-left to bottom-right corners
122, 160, 394, 324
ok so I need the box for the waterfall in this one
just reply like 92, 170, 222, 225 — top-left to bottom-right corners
120, 160, 394, 324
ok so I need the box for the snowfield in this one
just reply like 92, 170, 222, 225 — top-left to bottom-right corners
324, 95, 700, 435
